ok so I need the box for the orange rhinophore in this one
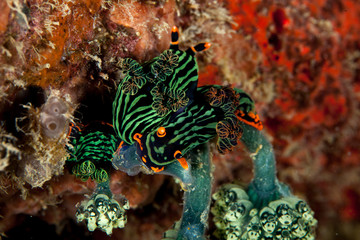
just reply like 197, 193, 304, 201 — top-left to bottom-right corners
171, 26, 179, 46
157, 126, 166, 137
190, 42, 211, 53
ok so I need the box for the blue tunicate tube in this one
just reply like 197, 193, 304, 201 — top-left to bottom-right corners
239, 122, 291, 208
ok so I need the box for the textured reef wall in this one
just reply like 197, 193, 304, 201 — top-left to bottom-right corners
0, 0, 359, 239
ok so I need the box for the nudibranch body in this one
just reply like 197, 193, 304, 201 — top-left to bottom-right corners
112, 26, 210, 146
199, 85, 263, 152
133, 85, 263, 172
112, 26, 212, 172
66, 122, 120, 183
113, 26, 263, 173
133, 94, 219, 172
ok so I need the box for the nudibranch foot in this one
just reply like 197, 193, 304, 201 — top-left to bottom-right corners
112, 142, 193, 184
112, 143, 143, 176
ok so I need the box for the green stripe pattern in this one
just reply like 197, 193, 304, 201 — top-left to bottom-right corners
67, 123, 119, 183
112, 49, 199, 145
136, 85, 261, 169
140, 99, 220, 167
112, 37, 262, 172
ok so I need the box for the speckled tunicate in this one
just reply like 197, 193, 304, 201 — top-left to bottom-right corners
224, 200, 252, 222
95, 194, 110, 214
291, 217, 307, 238
259, 207, 277, 234
270, 201, 293, 226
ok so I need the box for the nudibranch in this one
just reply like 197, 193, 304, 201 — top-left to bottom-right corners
133, 95, 219, 172
66, 122, 120, 183
112, 26, 263, 174
112, 26, 212, 172
135, 85, 263, 173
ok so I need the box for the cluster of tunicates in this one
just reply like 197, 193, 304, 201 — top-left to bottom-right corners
39, 97, 69, 138
76, 193, 129, 235
212, 184, 317, 240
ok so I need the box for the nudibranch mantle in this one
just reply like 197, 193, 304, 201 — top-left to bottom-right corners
112, 26, 263, 173
134, 85, 263, 172
112, 26, 208, 146
113, 26, 213, 172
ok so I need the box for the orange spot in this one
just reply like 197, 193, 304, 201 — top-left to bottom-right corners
142, 156, 147, 163
151, 166, 164, 172
239, 110, 245, 117
248, 112, 256, 119
171, 40, 179, 45
174, 150, 188, 170
157, 127, 166, 137
133, 133, 143, 150
177, 157, 188, 170
190, 46, 196, 53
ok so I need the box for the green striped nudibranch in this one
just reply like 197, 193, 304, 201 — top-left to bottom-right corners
133, 94, 220, 172
132, 85, 262, 172
66, 122, 120, 183
113, 26, 263, 173
112, 26, 210, 145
